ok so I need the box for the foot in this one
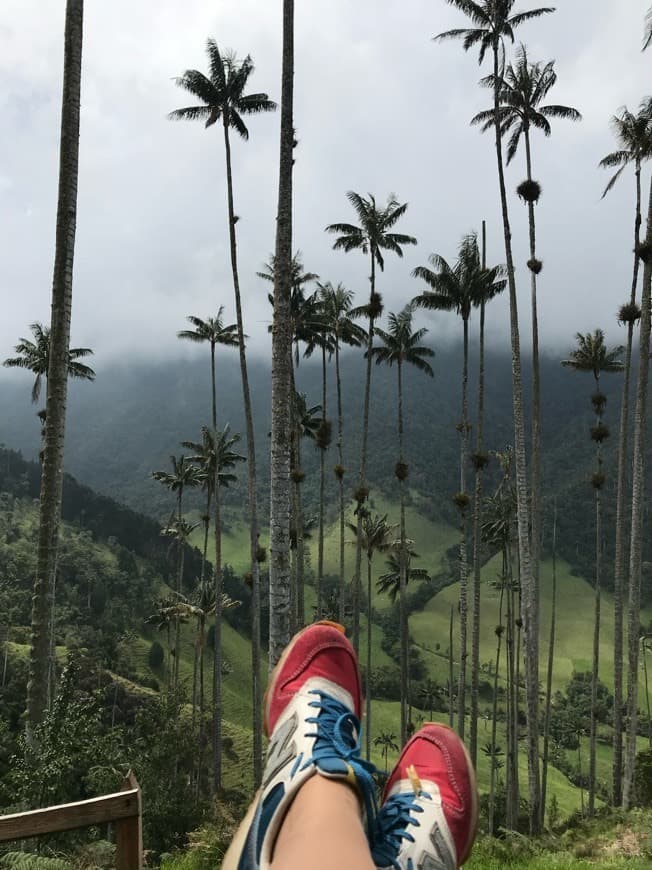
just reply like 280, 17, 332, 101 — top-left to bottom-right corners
222, 621, 377, 870
371, 723, 478, 870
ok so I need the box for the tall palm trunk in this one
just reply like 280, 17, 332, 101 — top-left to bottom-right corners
457, 315, 470, 738
541, 499, 557, 824
194, 491, 211, 728
366, 554, 373, 760
588, 373, 604, 816
643, 637, 651, 747
353, 254, 377, 654
318, 345, 327, 603
623, 178, 652, 809
449, 604, 455, 728
269, 0, 295, 669
524, 129, 542, 660
470, 220, 488, 767
613, 160, 642, 805
489, 575, 506, 836
397, 358, 409, 744
27, 0, 84, 732
295, 414, 306, 629
212, 478, 224, 790
505, 551, 518, 830
491, 41, 539, 832
336, 338, 346, 620
174, 488, 185, 689
221, 118, 262, 781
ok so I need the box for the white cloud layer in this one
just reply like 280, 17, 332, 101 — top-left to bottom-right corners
1, 0, 651, 369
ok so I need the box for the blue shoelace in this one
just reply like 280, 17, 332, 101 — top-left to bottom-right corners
301, 689, 379, 836
372, 789, 432, 869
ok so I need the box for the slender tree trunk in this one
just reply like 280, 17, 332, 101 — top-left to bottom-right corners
524, 131, 542, 682
489, 574, 506, 837
491, 42, 539, 832
295, 424, 306, 630
449, 604, 455, 729
589, 375, 604, 816
336, 339, 346, 620
353, 253, 377, 654
212, 479, 224, 792
194, 493, 211, 730
470, 221, 487, 768
505, 553, 517, 831
366, 556, 373, 760
397, 360, 409, 744
541, 499, 558, 825
174, 489, 184, 690
197, 613, 205, 800
318, 346, 327, 600
623, 178, 652, 809
613, 161, 642, 805
457, 316, 470, 738
27, 0, 84, 732
269, 0, 295, 671
222, 119, 262, 781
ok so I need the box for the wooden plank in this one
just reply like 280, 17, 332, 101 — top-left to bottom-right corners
116, 771, 143, 870
0, 789, 140, 842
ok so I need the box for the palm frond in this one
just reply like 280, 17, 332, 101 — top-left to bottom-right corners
206, 39, 227, 89
238, 93, 277, 114
601, 165, 627, 199
172, 70, 218, 106
229, 109, 249, 140
509, 8, 556, 29
168, 105, 213, 123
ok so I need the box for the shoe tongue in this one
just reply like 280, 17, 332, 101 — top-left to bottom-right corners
387, 777, 440, 800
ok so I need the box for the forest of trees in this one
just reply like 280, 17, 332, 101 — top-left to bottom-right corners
2, 0, 652, 867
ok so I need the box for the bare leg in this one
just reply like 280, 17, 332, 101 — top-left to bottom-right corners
271, 776, 375, 870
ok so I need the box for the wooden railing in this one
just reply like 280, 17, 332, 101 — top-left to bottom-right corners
0, 772, 142, 869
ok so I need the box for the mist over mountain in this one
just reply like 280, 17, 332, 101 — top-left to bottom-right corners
2, 342, 647, 591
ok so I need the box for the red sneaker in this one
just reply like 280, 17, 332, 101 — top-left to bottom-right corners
371, 723, 478, 869
223, 621, 376, 870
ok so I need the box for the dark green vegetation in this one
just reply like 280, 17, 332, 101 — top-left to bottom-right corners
4, 0, 652, 866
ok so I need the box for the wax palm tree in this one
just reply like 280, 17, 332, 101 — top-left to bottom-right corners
413, 231, 505, 740
170, 42, 275, 779
562, 330, 624, 814
183, 424, 243, 790
320, 282, 367, 619
370, 303, 434, 743
326, 192, 417, 655
153, 456, 202, 688
473, 53, 581, 703
435, 0, 555, 831
268, 0, 297, 665
256, 251, 326, 628
469, 222, 506, 766
347, 512, 394, 758
24, 0, 84, 731
4, 322, 95, 405
376, 546, 430, 603
177, 310, 239, 427
374, 731, 399, 774
599, 102, 652, 802
623, 101, 652, 806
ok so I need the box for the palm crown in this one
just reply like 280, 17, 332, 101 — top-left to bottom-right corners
471, 44, 581, 163
346, 512, 395, 561
434, 1, 555, 65
318, 282, 367, 350
413, 232, 506, 320
326, 192, 417, 272
182, 425, 245, 495
561, 330, 625, 381
370, 304, 435, 375
3, 321, 95, 403
177, 309, 239, 351
169, 40, 276, 136
377, 546, 431, 603
599, 104, 652, 198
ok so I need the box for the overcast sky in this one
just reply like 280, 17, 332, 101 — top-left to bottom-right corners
1, 0, 650, 372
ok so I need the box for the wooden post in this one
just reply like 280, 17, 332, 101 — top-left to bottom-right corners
116, 771, 142, 870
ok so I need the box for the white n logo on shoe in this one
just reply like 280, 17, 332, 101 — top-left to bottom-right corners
416, 819, 456, 870
263, 712, 299, 787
